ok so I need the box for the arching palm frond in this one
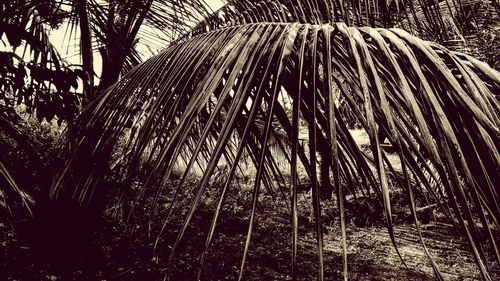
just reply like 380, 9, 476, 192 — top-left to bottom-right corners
55, 23, 499, 280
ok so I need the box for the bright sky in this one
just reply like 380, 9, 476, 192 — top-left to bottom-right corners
206, 0, 225, 11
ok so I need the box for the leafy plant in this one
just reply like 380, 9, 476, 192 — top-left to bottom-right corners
0, 1, 81, 124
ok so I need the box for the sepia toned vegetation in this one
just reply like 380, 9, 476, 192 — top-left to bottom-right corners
1, 1, 499, 280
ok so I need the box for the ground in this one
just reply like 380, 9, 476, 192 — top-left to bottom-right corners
1, 177, 498, 280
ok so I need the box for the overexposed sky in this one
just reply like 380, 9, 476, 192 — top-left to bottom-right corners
206, 0, 225, 11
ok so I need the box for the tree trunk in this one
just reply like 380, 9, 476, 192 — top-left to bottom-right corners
76, 0, 94, 101
319, 148, 333, 200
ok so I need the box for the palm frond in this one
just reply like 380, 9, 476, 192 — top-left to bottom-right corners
55, 22, 499, 280
183, 0, 500, 69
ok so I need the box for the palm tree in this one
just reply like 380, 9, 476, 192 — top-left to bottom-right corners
70, 0, 215, 99
1, 0, 499, 280
55, 20, 499, 281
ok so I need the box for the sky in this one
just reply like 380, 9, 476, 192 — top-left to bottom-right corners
206, 0, 225, 11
